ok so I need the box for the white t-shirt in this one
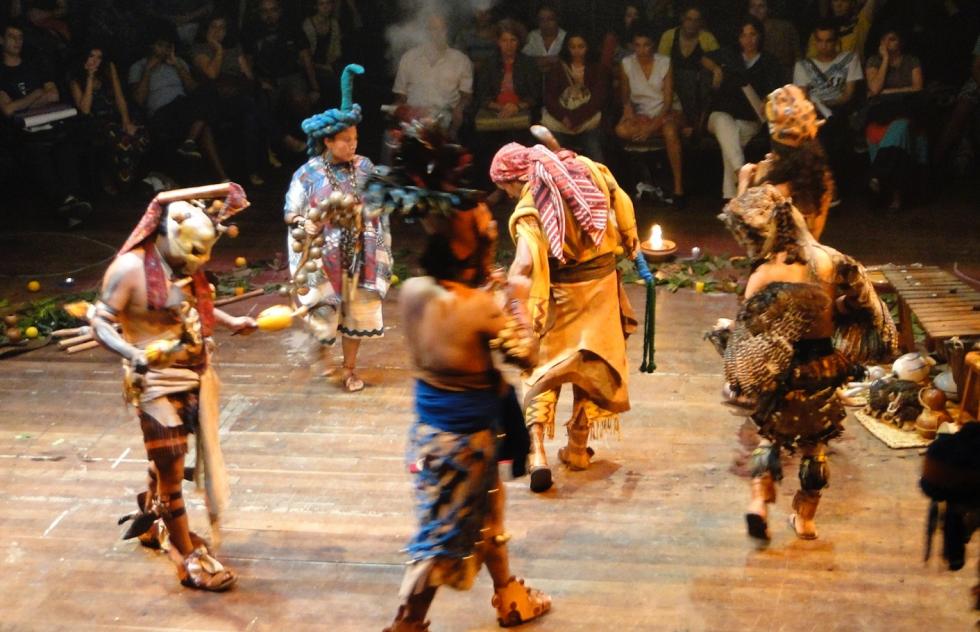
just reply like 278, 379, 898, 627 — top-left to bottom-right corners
622, 53, 673, 117
523, 29, 566, 58
793, 52, 863, 105
392, 44, 473, 111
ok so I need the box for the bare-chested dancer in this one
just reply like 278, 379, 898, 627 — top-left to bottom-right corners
378, 122, 551, 630
92, 183, 255, 590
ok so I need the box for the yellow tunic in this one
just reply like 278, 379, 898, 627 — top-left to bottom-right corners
508, 157, 639, 433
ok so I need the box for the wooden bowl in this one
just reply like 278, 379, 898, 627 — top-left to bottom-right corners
640, 239, 678, 263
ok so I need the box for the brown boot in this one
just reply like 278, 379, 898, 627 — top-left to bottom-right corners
557, 413, 593, 470
383, 605, 430, 632
745, 473, 776, 540
528, 423, 552, 493
790, 490, 821, 540
491, 576, 552, 628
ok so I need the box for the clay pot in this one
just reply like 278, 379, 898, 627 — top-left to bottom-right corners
918, 386, 947, 411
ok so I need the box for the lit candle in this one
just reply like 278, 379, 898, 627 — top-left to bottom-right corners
649, 224, 663, 250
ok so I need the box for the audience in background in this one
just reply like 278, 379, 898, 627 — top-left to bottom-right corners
392, 13, 472, 139
658, 4, 722, 134
69, 46, 148, 192
707, 16, 782, 200
864, 26, 925, 210
793, 20, 863, 189
600, 2, 642, 70
522, 4, 565, 75
746, 0, 798, 81
806, 0, 879, 62
542, 32, 607, 161
934, 34, 980, 174
0, 20, 90, 225
150, 0, 214, 49
301, 0, 343, 106
191, 13, 265, 185
454, 7, 500, 77
129, 27, 228, 180
616, 23, 685, 206
473, 19, 538, 131
2, 0, 978, 221
242, 0, 318, 153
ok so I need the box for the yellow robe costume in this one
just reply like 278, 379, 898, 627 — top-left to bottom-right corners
508, 156, 639, 437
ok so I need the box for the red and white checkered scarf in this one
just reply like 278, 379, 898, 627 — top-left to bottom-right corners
490, 143, 608, 262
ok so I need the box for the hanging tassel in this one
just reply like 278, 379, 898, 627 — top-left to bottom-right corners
634, 252, 656, 373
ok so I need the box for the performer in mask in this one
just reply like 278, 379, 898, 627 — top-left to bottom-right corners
92, 183, 255, 590
710, 184, 897, 541
737, 85, 836, 240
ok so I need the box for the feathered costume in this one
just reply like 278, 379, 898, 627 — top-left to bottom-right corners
712, 184, 897, 539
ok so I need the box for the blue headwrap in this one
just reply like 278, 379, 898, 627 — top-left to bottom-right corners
301, 64, 365, 158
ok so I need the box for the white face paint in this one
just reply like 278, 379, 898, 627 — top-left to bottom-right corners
163, 201, 219, 274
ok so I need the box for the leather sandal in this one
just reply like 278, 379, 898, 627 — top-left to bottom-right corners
492, 576, 551, 628
177, 546, 237, 591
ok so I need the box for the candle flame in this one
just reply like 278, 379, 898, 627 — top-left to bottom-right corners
648, 224, 663, 250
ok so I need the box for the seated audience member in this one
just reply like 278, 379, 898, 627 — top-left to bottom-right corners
302, 0, 343, 104
129, 28, 229, 180
747, 0, 799, 80
864, 26, 925, 210
600, 2, 642, 70
657, 4, 722, 133
522, 4, 565, 75
472, 19, 538, 189
707, 16, 782, 199
542, 32, 607, 161
149, 0, 214, 48
243, 0, 319, 152
392, 13, 472, 139
473, 19, 539, 131
454, 7, 498, 76
0, 21, 90, 224
793, 20, 862, 187
806, 0, 878, 62
69, 46, 148, 191
192, 14, 266, 185
616, 23, 685, 206
934, 34, 980, 173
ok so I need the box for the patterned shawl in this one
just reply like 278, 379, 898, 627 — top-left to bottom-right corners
490, 143, 607, 262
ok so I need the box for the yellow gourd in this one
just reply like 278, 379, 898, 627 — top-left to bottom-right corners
256, 305, 295, 331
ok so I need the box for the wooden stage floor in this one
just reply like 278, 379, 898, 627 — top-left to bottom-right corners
0, 287, 976, 631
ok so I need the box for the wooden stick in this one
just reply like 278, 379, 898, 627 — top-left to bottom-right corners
215, 289, 265, 306
66, 340, 101, 354
52, 326, 89, 338
155, 183, 233, 204
58, 333, 93, 348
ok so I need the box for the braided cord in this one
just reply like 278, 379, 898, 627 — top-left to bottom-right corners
634, 253, 656, 373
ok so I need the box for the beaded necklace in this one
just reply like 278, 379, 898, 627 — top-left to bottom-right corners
322, 156, 361, 202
